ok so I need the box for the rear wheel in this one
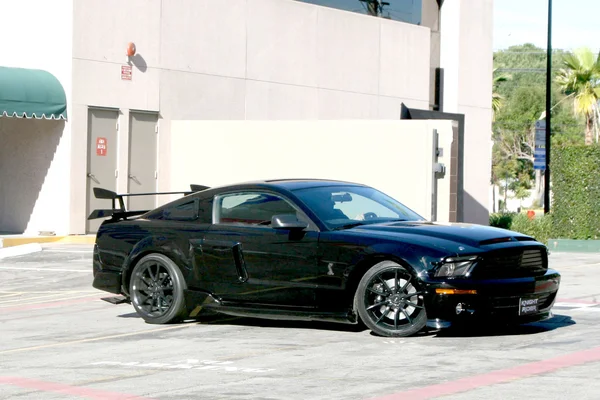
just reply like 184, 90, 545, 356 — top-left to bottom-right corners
129, 253, 188, 324
355, 260, 426, 337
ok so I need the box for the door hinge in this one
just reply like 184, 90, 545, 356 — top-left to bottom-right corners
115, 170, 119, 178
154, 171, 158, 179
116, 122, 119, 131
155, 124, 159, 134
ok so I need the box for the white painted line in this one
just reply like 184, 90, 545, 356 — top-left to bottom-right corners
570, 307, 600, 312
43, 250, 92, 254
0, 293, 102, 308
0, 243, 42, 259
553, 302, 596, 308
0, 266, 90, 273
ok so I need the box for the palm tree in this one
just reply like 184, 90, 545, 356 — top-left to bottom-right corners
492, 68, 511, 121
555, 47, 600, 145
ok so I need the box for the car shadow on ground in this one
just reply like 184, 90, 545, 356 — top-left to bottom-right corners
116, 312, 575, 338
429, 314, 576, 338
119, 311, 369, 333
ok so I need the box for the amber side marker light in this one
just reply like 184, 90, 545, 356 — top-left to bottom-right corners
435, 289, 478, 295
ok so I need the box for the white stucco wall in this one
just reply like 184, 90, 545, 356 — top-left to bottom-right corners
440, 0, 494, 225
170, 120, 454, 222
68, 0, 433, 233
0, 0, 73, 235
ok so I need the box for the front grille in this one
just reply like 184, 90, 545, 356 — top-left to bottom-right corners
487, 291, 557, 317
471, 248, 547, 279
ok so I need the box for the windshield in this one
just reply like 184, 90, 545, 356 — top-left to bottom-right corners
293, 185, 425, 229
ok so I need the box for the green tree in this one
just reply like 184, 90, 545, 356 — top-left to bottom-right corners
555, 47, 600, 145
492, 44, 585, 207
492, 68, 511, 121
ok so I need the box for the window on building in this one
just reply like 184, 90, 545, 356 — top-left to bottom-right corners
296, 0, 422, 25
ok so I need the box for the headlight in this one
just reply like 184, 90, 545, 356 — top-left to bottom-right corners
434, 256, 478, 278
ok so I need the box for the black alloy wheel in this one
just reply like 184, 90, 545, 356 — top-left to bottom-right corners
355, 260, 427, 337
129, 253, 188, 324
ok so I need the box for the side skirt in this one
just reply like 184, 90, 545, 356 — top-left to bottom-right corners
183, 289, 358, 325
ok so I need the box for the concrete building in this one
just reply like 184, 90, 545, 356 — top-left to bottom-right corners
0, 0, 493, 236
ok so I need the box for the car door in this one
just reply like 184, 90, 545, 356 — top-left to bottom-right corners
200, 190, 320, 308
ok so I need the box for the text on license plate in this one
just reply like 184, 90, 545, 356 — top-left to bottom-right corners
519, 298, 539, 315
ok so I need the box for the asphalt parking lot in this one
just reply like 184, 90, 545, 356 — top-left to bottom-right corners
1, 244, 600, 400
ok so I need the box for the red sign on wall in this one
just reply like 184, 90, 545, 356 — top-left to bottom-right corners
121, 65, 132, 81
96, 137, 107, 156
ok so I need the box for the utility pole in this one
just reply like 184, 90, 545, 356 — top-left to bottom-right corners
544, 0, 552, 214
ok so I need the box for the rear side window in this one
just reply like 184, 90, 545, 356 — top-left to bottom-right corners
162, 199, 199, 221
215, 192, 298, 225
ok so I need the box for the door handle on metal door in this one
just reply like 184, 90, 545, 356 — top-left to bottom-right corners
129, 174, 141, 184
87, 173, 100, 184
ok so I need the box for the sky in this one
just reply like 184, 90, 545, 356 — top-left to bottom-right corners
494, 0, 600, 51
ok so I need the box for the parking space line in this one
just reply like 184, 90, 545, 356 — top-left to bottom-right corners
370, 346, 600, 400
0, 323, 199, 355
0, 266, 90, 273
0, 295, 104, 313
0, 376, 153, 400
0, 293, 94, 305
0, 293, 104, 308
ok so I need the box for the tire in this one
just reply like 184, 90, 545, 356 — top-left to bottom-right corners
129, 253, 189, 324
354, 260, 427, 337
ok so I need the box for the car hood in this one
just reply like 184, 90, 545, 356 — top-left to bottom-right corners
352, 221, 536, 248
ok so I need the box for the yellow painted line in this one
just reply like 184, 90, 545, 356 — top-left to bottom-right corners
0, 323, 200, 355
0, 235, 96, 248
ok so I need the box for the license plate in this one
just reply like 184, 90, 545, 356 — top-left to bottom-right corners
519, 298, 539, 315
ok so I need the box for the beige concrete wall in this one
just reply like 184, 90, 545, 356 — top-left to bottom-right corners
170, 120, 453, 222
68, 0, 434, 233
0, 0, 73, 235
440, 0, 493, 225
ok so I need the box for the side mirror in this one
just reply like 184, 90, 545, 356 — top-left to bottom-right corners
271, 214, 308, 230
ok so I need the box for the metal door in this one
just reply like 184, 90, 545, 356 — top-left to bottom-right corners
86, 108, 119, 233
128, 112, 158, 212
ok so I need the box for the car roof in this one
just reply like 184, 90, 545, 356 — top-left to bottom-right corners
259, 178, 368, 191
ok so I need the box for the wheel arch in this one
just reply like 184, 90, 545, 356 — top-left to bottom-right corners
345, 254, 418, 309
121, 238, 190, 297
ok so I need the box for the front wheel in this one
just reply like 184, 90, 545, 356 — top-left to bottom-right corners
355, 261, 426, 337
129, 253, 189, 324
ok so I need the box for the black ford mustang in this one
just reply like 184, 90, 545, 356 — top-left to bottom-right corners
90, 179, 560, 337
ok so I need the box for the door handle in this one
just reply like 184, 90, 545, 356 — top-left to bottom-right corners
87, 173, 100, 184
129, 174, 141, 184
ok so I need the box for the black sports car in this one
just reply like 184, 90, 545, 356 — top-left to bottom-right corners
90, 179, 560, 337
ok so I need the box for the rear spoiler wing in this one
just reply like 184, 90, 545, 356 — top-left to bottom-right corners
87, 184, 210, 221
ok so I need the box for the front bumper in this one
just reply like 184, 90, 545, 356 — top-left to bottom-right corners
421, 269, 561, 328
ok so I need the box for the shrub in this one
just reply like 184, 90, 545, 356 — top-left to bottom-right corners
489, 212, 516, 229
509, 213, 554, 245
489, 212, 553, 244
552, 145, 600, 239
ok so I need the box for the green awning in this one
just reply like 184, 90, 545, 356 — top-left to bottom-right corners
0, 66, 67, 120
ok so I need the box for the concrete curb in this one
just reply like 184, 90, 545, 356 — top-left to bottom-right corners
0, 235, 96, 249
0, 243, 43, 259
548, 239, 600, 253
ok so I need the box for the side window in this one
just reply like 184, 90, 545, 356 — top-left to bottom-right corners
333, 192, 398, 220
216, 192, 298, 226
162, 199, 199, 221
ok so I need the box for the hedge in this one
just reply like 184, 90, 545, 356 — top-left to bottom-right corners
489, 212, 553, 244
551, 145, 600, 240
